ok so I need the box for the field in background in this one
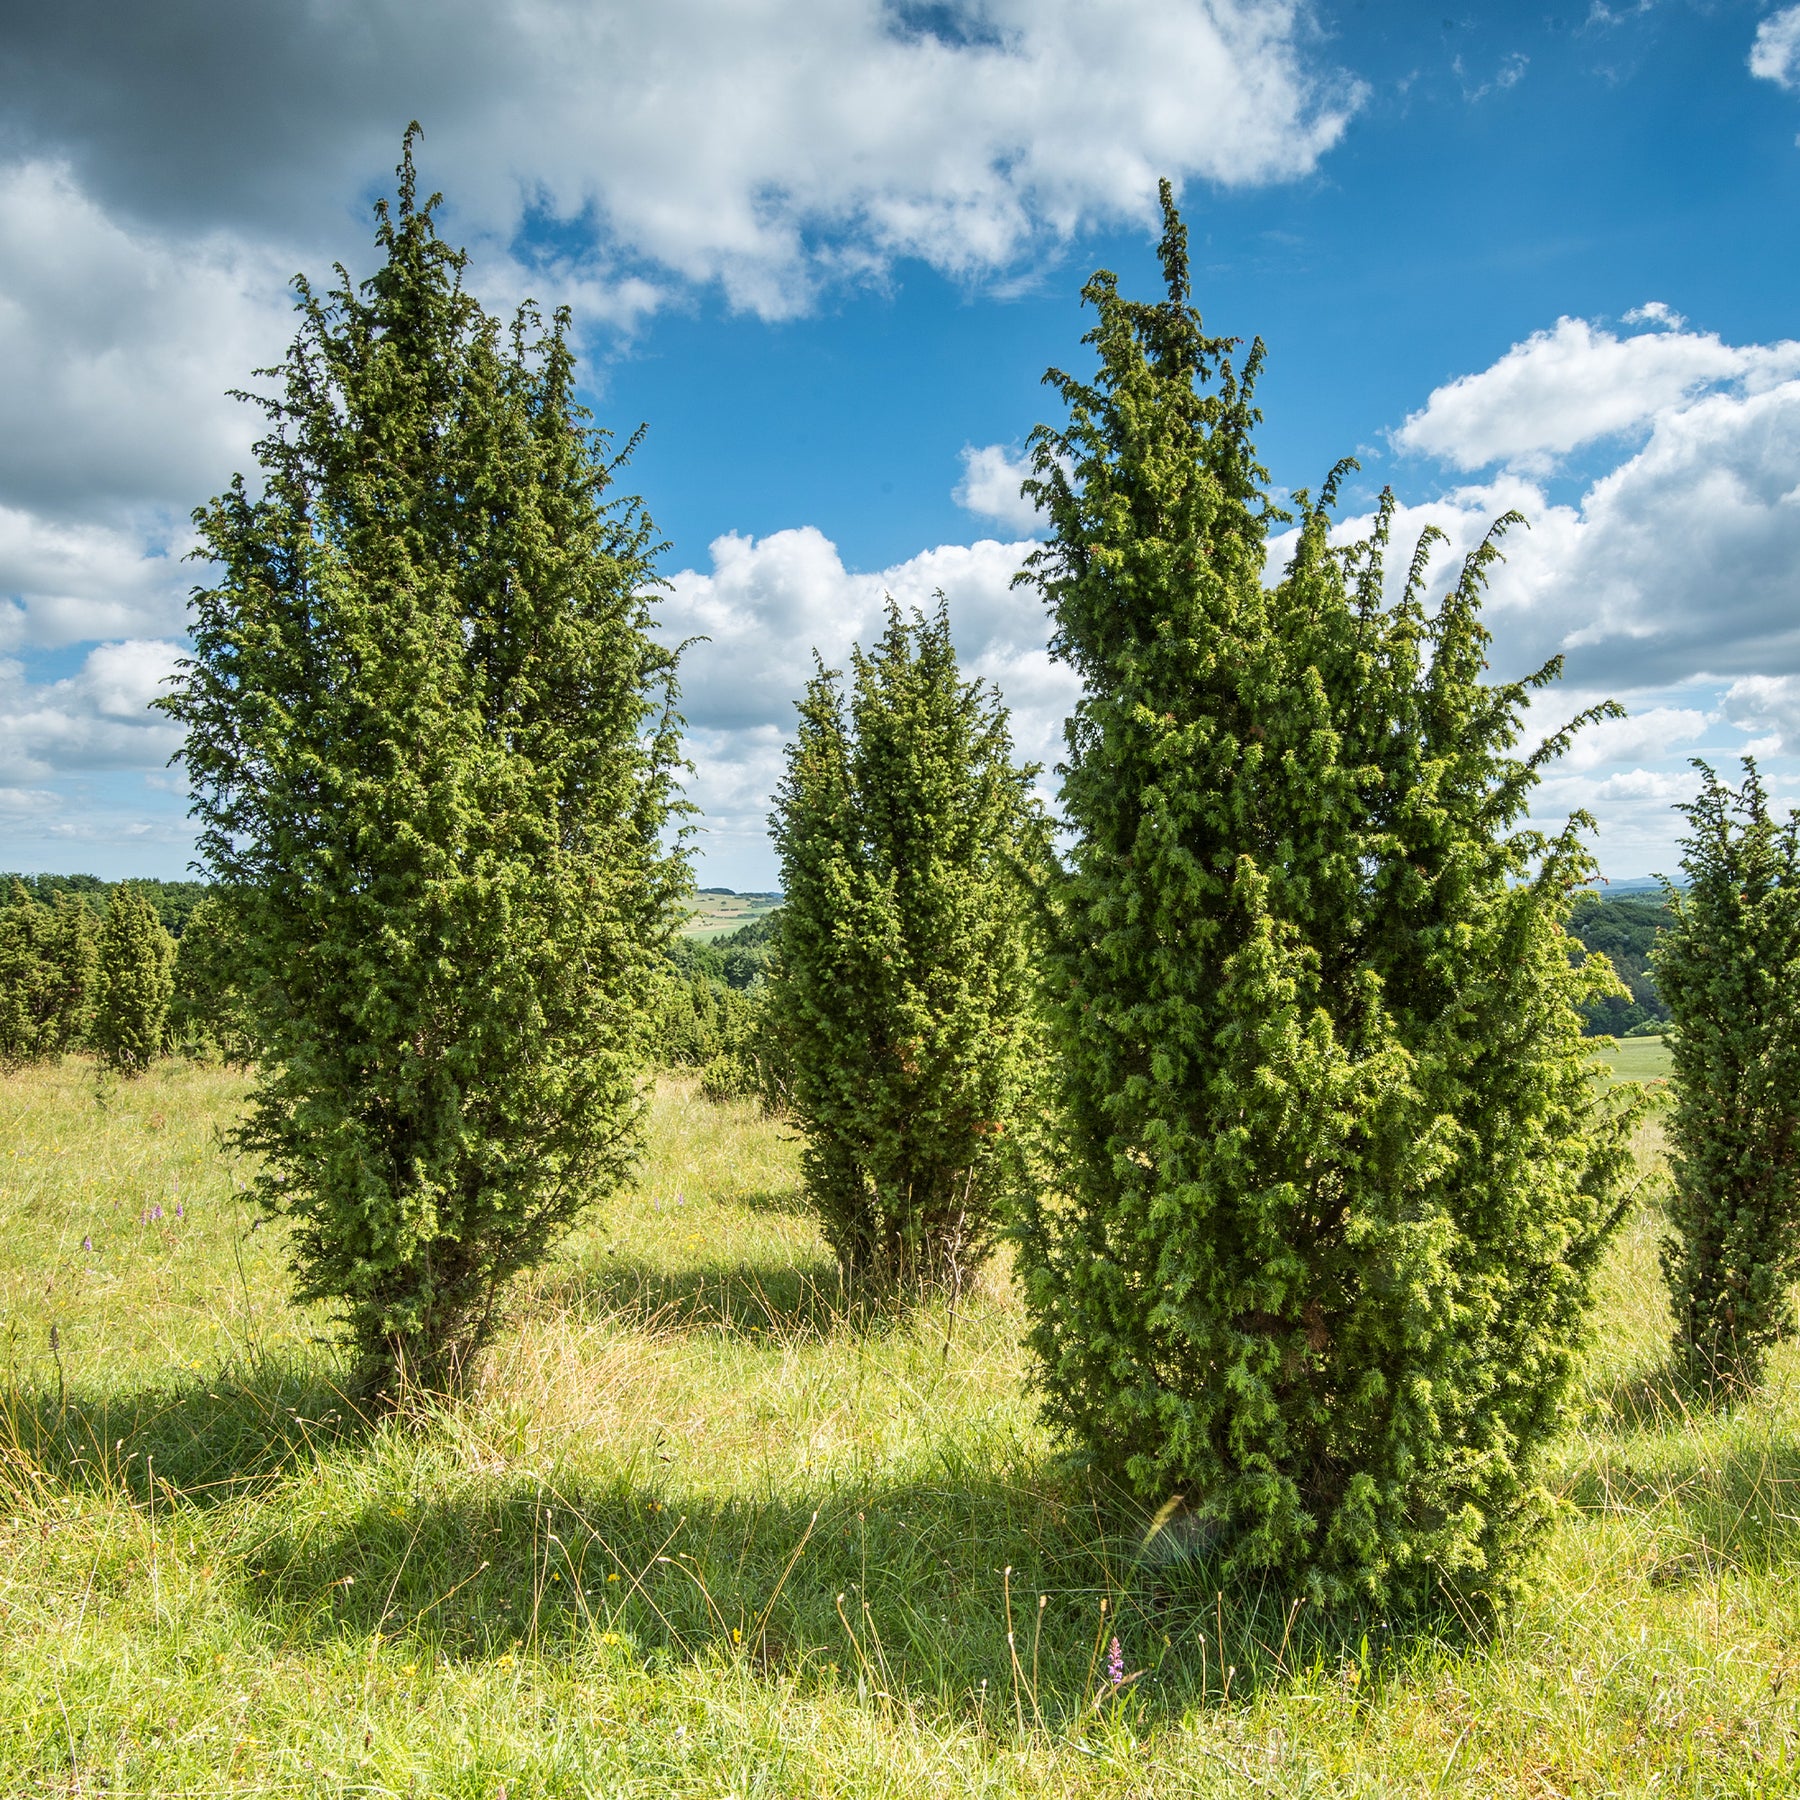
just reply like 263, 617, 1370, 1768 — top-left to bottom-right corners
1596, 1033, 1676, 1083
681, 888, 783, 938
1, 1057, 1796, 1796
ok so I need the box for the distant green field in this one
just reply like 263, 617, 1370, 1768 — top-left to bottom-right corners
682, 888, 782, 938
1594, 1033, 1674, 1083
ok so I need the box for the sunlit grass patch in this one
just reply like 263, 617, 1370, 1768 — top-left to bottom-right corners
1, 1056, 1796, 1796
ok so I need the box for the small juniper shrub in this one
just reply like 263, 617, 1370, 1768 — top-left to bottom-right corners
1655, 758, 1800, 1392
770, 599, 1048, 1294
92, 884, 174, 1076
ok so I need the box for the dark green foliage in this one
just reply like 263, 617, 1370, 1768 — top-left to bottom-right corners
92, 884, 174, 1075
159, 133, 687, 1396
1568, 893, 1672, 1036
650, 914, 790, 1110
0, 882, 100, 1063
770, 600, 1047, 1292
168, 892, 254, 1064
666, 910, 781, 992
652, 973, 743, 1069
1015, 185, 1646, 1610
697, 984, 795, 1112
0, 875, 208, 938
42, 893, 100, 1053
1654, 761, 1800, 1390
0, 881, 57, 1064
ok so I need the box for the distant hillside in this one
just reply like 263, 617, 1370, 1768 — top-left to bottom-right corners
683, 887, 784, 939
1567, 890, 1672, 1036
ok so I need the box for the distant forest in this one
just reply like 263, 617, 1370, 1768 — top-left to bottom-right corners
1567, 890, 1672, 1035
1, 876, 1669, 1035
668, 908, 778, 989
0, 874, 208, 938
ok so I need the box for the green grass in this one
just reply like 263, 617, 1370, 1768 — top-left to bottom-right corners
681, 890, 783, 938
1595, 1033, 1676, 1084
3, 1060, 1798, 1795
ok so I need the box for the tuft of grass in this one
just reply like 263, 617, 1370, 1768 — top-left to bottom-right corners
1, 1058, 1796, 1795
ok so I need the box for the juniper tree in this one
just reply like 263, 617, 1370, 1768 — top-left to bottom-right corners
0, 882, 56, 1064
92, 884, 174, 1075
1015, 185, 1646, 1610
0, 885, 100, 1062
43, 892, 101, 1053
168, 891, 253, 1064
770, 600, 1047, 1292
1654, 760, 1800, 1390
160, 131, 687, 1396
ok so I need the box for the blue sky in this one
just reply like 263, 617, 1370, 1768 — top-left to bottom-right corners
1, 0, 1796, 889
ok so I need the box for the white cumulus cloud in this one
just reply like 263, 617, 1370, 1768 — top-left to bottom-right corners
4, 0, 1361, 323
657, 526, 1074, 874
1751, 5, 1800, 89
0, 160, 290, 521
0, 640, 184, 782
954, 444, 1044, 532
1722, 673, 1800, 753
1393, 313, 1800, 474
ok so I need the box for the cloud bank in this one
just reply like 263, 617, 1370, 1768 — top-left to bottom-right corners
2, 0, 1359, 321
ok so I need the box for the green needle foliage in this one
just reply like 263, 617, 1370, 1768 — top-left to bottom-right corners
160, 131, 688, 1398
1655, 760, 1800, 1391
168, 891, 254, 1065
1015, 184, 1646, 1611
0, 881, 58, 1065
92, 884, 174, 1076
770, 600, 1047, 1293
0, 884, 99, 1064
43, 891, 101, 1054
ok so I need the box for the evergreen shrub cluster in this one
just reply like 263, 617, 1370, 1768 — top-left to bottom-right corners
650, 912, 787, 1097
103, 142, 1794, 1624
0, 882, 100, 1064
769, 601, 1047, 1293
0, 876, 246, 1068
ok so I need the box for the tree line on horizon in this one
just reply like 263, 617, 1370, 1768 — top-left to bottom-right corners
8, 135, 1796, 1619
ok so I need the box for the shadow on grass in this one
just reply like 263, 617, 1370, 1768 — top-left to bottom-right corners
0, 1356, 371, 1510
733, 1183, 812, 1218
238, 1459, 1470, 1728
541, 1253, 903, 1344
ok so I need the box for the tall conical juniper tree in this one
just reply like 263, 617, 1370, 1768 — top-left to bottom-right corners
770, 600, 1047, 1293
93, 884, 174, 1075
1015, 184, 1647, 1610
161, 131, 688, 1397
1654, 760, 1800, 1391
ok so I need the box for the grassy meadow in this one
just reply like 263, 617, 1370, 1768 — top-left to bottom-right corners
1596, 1035, 1677, 1084
2, 1055, 1797, 1796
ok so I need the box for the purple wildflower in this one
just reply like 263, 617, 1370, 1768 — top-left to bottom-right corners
174, 1204, 184, 1219
151, 1203, 163, 1221
81, 1235, 92, 1253
1107, 1636, 1124, 1688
